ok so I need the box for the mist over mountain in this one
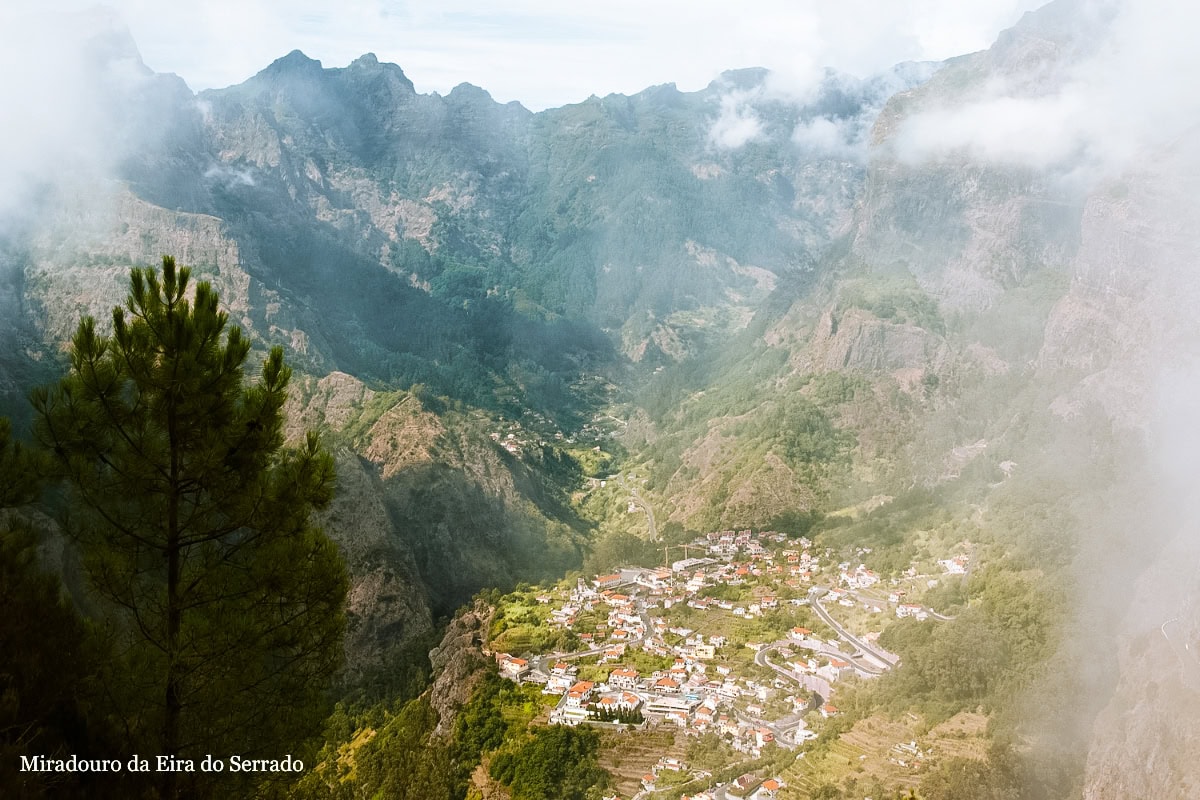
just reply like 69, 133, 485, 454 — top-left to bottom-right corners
2, 1, 1198, 797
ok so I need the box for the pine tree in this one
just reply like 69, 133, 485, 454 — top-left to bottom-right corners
0, 419, 96, 799
33, 256, 348, 798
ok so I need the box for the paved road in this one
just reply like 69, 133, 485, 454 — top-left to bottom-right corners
755, 642, 838, 695
810, 594, 898, 668
530, 596, 656, 679
630, 491, 658, 541
530, 645, 612, 679
850, 586, 955, 622
617, 473, 658, 541
1161, 616, 1200, 689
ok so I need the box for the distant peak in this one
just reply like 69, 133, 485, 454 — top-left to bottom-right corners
449, 82, 494, 102
264, 49, 323, 74
346, 53, 415, 94
713, 67, 770, 91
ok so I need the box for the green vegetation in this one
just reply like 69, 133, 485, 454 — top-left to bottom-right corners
295, 656, 619, 800
568, 444, 617, 477
489, 595, 576, 655
338, 700, 458, 800
586, 701, 644, 725
489, 725, 608, 800
837, 275, 945, 333
0, 52, 1140, 800
814, 489, 944, 577
453, 672, 543, 762
582, 530, 660, 576
26, 258, 349, 798
0, 421, 92, 799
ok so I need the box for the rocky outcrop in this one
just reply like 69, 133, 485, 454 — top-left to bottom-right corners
283, 371, 376, 443
1082, 628, 1200, 799
1038, 140, 1200, 428
21, 188, 334, 372
362, 396, 446, 480
1081, 527, 1200, 800
426, 600, 495, 737
802, 307, 949, 374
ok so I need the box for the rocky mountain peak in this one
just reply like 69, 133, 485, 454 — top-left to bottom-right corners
709, 66, 770, 92
260, 48, 324, 77
346, 52, 417, 94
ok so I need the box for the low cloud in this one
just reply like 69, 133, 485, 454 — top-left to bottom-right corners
792, 116, 865, 159
708, 93, 765, 150
0, 7, 156, 231
893, 0, 1200, 179
203, 164, 256, 188
708, 61, 939, 159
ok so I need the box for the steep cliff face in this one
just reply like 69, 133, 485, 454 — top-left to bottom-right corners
426, 600, 495, 737
322, 452, 435, 677
1082, 629, 1200, 799
281, 369, 586, 654
348, 393, 587, 613
3, 190, 592, 672
1038, 139, 1200, 427
103, 46, 935, 372
1080, 533, 1200, 800
849, 9, 1089, 311
1038, 142, 1200, 798
18, 187, 333, 371
802, 307, 949, 374
6, 11, 1200, 794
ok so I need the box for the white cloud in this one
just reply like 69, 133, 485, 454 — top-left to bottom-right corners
897, 92, 1089, 168
893, 0, 1200, 178
0, 6, 147, 225
203, 164, 256, 187
793, 116, 865, 159
709, 93, 765, 150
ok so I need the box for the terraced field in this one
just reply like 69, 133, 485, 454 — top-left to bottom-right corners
597, 728, 687, 798
777, 712, 990, 798
780, 737, 868, 799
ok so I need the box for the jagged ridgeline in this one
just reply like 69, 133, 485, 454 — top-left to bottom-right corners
0, 30, 929, 646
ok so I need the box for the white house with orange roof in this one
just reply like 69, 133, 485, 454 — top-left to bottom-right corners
750, 778, 784, 799
594, 573, 622, 589
565, 680, 595, 708
498, 654, 529, 681
817, 657, 854, 683
608, 667, 640, 690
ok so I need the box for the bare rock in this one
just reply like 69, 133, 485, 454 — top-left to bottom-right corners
427, 600, 495, 737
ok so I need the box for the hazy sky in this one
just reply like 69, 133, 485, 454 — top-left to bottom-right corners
24, 0, 1045, 109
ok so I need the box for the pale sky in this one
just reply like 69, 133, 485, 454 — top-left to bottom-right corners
24, 0, 1046, 109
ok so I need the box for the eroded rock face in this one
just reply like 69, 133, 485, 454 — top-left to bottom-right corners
1083, 633, 1200, 799
1037, 144, 1200, 798
283, 371, 376, 443
19, 187, 335, 374
1038, 143, 1200, 429
426, 600, 494, 737
804, 307, 949, 374
320, 452, 434, 678
1081, 530, 1200, 800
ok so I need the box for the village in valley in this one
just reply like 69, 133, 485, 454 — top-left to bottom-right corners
488, 519, 971, 800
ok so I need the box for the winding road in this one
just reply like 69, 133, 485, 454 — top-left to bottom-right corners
1160, 615, 1200, 689
617, 473, 658, 541
809, 592, 898, 669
